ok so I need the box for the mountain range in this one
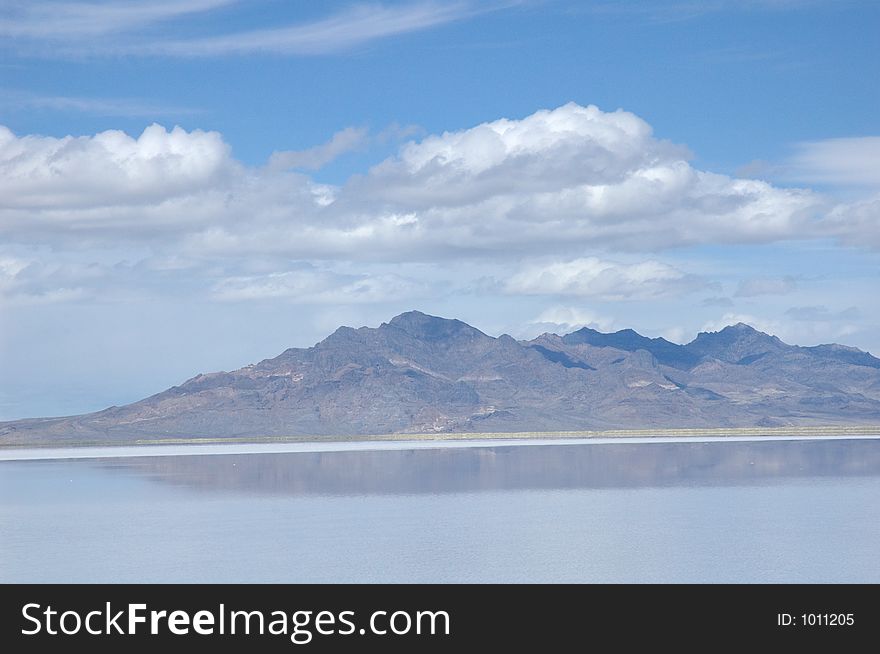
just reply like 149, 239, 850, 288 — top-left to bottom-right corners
3, 310, 880, 445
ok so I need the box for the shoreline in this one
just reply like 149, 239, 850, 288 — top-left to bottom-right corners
2, 425, 880, 461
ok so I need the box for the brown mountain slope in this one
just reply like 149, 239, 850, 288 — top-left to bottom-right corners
3, 311, 880, 445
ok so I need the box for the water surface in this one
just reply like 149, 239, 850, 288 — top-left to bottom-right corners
2, 438, 879, 582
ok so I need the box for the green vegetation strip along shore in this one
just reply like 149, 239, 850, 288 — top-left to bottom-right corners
3, 424, 880, 450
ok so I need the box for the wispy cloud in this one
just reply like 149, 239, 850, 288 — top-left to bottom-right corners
268, 127, 370, 172
267, 123, 423, 171
701, 312, 782, 337
0, 0, 236, 39
505, 257, 705, 300
212, 268, 425, 303
526, 306, 615, 337
152, 2, 476, 57
0, 88, 200, 117
735, 276, 798, 297
0, 254, 96, 306
701, 296, 734, 308
786, 137, 880, 188
585, 0, 833, 23
785, 305, 860, 322
2, 1, 492, 58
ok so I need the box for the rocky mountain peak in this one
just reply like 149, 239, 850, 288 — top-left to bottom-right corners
696, 322, 772, 339
689, 323, 784, 363
563, 325, 699, 370
384, 311, 488, 342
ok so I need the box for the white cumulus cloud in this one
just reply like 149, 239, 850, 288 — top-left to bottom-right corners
0, 104, 836, 259
0, 123, 234, 211
0, 123, 332, 243
4, 102, 878, 312
331, 103, 824, 254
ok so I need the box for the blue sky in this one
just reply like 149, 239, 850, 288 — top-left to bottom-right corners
1, 0, 879, 419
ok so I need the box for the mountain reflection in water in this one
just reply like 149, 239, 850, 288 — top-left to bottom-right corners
99, 438, 880, 497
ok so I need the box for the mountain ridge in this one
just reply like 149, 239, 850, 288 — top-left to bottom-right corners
3, 310, 880, 445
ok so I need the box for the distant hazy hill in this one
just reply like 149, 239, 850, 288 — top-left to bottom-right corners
3, 311, 880, 445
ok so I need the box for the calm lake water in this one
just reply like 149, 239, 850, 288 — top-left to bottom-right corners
3, 438, 880, 583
